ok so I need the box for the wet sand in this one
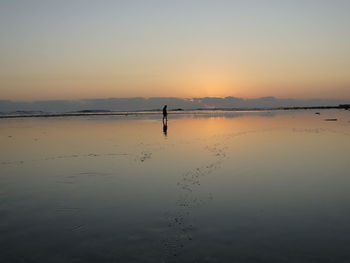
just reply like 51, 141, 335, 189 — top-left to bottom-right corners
1, 109, 350, 262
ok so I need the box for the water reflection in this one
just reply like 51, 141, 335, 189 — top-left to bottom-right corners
163, 120, 168, 137
0, 109, 349, 262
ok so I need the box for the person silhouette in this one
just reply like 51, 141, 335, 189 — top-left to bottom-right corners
162, 105, 168, 123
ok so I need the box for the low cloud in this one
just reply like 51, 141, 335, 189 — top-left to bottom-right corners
0, 96, 349, 113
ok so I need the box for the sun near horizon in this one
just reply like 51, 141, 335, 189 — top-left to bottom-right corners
1, 1, 350, 101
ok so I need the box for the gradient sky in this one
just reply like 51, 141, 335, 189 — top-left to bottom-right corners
1, 0, 349, 101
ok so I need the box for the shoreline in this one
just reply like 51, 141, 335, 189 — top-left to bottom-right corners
0, 105, 349, 119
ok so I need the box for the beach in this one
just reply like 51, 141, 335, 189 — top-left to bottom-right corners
1, 109, 350, 262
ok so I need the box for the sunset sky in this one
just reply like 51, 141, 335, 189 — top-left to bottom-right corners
1, 0, 349, 101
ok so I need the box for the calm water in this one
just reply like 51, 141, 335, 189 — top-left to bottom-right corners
1, 110, 350, 263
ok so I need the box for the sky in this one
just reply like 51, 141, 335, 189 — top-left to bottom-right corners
1, 0, 349, 101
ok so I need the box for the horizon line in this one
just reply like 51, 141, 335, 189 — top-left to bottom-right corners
2, 95, 350, 103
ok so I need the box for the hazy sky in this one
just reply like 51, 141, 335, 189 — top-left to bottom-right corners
1, 0, 349, 101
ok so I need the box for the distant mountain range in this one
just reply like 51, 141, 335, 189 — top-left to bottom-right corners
1, 96, 349, 113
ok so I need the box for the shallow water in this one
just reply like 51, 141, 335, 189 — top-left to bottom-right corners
1, 109, 350, 262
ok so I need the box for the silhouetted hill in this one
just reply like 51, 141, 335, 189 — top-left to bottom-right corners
0, 97, 349, 113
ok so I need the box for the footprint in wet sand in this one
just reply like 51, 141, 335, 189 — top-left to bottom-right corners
162, 142, 227, 259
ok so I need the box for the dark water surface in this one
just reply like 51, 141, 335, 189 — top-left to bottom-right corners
1, 110, 350, 262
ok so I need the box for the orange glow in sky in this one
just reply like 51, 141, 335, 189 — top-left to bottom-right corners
0, 1, 349, 101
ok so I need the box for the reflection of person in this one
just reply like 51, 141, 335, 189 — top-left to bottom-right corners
163, 122, 168, 136
162, 105, 168, 123
162, 105, 168, 136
